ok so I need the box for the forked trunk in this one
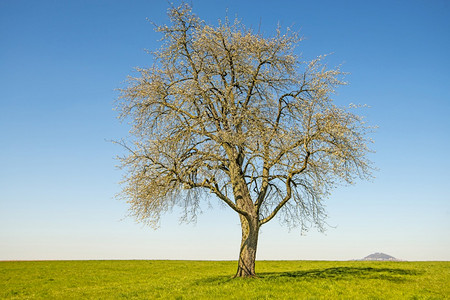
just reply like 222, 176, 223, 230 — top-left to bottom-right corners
235, 215, 259, 278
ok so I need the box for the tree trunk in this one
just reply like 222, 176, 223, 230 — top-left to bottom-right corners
235, 215, 259, 278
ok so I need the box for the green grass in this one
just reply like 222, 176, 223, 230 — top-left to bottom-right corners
1, 260, 449, 299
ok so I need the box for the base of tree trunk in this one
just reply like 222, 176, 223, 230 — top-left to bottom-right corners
234, 261, 257, 278
233, 268, 258, 278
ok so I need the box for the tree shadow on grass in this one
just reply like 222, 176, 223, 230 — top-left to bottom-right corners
259, 267, 422, 282
196, 267, 423, 285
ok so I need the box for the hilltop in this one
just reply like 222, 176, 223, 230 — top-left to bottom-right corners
361, 252, 400, 261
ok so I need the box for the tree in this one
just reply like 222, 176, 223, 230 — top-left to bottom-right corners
116, 3, 373, 278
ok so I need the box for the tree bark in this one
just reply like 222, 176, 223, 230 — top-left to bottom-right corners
234, 215, 259, 278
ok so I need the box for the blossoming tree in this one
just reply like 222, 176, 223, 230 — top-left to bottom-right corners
116, 4, 373, 277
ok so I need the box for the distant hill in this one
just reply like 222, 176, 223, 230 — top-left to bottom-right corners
361, 252, 399, 261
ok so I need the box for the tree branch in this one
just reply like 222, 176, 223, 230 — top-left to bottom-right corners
259, 151, 310, 225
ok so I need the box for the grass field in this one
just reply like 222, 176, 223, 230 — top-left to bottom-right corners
1, 260, 449, 299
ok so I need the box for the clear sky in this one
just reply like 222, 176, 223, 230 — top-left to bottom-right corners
1, 0, 449, 262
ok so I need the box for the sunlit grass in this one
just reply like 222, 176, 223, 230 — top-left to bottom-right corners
1, 260, 448, 299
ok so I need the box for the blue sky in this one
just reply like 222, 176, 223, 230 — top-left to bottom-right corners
1, 0, 449, 261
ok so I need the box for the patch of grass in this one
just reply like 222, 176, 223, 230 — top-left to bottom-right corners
0, 260, 448, 299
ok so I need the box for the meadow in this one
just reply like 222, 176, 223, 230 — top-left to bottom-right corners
1, 260, 449, 299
